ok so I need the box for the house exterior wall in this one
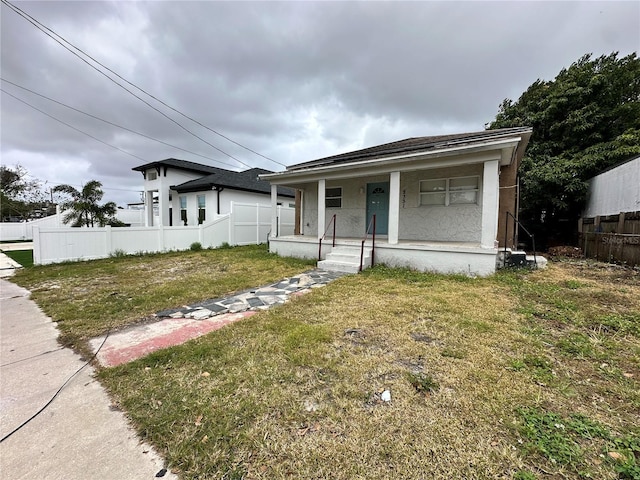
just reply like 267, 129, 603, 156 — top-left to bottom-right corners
398, 165, 483, 242
583, 156, 640, 217
219, 190, 295, 215
172, 190, 217, 226
299, 165, 484, 242
172, 189, 293, 227
497, 160, 518, 248
268, 237, 497, 276
142, 168, 202, 226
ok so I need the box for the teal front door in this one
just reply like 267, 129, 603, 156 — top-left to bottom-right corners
366, 182, 389, 235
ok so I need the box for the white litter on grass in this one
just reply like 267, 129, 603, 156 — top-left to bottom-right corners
380, 390, 391, 402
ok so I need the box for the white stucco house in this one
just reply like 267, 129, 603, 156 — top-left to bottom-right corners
582, 155, 640, 219
132, 159, 295, 227
261, 127, 533, 276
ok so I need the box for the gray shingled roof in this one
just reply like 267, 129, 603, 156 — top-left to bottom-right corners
132, 159, 294, 197
287, 127, 532, 171
173, 166, 294, 197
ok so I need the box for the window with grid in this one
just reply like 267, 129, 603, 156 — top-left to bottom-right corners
325, 187, 342, 208
420, 176, 479, 206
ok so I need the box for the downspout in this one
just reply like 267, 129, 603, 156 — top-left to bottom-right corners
216, 186, 224, 215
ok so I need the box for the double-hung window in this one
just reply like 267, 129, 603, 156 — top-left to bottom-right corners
179, 196, 187, 225
197, 195, 206, 224
420, 176, 479, 206
325, 187, 342, 208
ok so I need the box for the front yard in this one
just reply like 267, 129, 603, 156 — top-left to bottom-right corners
10, 246, 640, 479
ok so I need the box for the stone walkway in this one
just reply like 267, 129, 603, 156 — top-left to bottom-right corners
91, 269, 346, 367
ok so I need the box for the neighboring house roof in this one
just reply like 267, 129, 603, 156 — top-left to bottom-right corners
132, 158, 221, 175
285, 127, 532, 172
131, 159, 294, 197
172, 167, 295, 197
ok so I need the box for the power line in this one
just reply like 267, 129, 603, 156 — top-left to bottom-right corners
1, 88, 148, 162
1, 0, 286, 169
1, 0, 248, 168
1, 77, 241, 170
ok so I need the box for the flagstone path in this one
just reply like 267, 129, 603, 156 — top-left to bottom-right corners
90, 269, 346, 367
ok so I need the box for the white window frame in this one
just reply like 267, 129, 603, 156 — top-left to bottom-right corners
325, 187, 342, 208
419, 176, 479, 206
197, 194, 206, 224
179, 196, 187, 225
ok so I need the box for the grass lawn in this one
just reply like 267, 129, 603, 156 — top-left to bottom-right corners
10, 249, 640, 479
10, 244, 315, 351
2, 249, 33, 268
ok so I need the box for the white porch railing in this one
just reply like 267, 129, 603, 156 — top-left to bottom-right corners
32, 203, 294, 265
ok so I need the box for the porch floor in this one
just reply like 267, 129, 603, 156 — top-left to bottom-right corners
272, 235, 488, 252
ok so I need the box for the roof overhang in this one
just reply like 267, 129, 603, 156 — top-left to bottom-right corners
261, 135, 528, 186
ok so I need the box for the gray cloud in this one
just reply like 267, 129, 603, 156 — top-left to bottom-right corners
1, 1, 638, 206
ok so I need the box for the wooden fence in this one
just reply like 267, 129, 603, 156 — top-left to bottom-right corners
579, 210, 640, 266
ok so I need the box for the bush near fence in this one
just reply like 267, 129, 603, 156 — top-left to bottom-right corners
32, 203, 294, 265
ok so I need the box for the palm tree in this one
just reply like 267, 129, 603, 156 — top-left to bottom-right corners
53, 180, 117, 227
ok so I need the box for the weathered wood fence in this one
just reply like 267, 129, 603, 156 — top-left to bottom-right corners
579, 210, 640, 266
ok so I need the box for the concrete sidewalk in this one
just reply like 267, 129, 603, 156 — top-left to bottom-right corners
0, 280, 176, 479
0, 250, 23, 278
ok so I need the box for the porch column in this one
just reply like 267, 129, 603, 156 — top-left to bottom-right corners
317, 179, 326, 240
145, 190, 154, 227
270, 184, 278, 238
158, 190, 167, 227
481, 159, 500, 248
388, 171, 400, 244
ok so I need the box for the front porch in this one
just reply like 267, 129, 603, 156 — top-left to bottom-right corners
269, 235, 498, 276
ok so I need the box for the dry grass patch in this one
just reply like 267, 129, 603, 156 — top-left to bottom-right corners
9, 245, 314, 352
101, 265, 608, 479
14, 250, 638, 479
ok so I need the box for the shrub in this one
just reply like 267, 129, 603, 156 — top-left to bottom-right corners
190, 242, 202, 251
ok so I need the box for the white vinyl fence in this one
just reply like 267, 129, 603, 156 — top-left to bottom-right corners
0, 207, 145, 241
32, 203, 294, 265
0, 211, 62, 241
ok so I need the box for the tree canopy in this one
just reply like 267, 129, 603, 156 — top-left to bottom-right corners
490, 52, 640, 247
53, 180, 118, 227
0, 165, 49, 221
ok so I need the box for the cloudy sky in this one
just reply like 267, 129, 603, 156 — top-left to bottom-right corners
1, 1, 638, 207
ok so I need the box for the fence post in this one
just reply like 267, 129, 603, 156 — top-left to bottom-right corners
32, 226, 41, 265
105, 225, 112, 256
257, 203, 261, 244
158, 225, 165, 252
229, 206, 235, 246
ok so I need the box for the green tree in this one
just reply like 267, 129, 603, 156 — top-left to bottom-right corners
53, 180, 117, 227
0, 165, 48, 221
490, 52, 640, 247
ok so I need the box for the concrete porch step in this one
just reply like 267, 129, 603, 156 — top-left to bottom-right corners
317, 260, 362, 274
318, 245, 372, 273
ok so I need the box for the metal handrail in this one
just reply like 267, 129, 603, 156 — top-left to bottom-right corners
318, 214, 336, 261
359, 214, 376, 272
503, 211, 537, 267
